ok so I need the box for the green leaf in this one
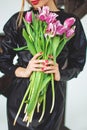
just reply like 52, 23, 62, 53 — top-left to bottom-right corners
23, 28, 36, 55
32, 12, 38, 31
52, 36, 60, 62
46, 39, 52, 57
35, 34, 42, 53
13, 46, 28, 51
56, 36, 67, 57
23, 18, 34, 42
56, 34, 75, 57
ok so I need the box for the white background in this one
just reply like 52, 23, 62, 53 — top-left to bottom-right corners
65, 15, 87, 130
0, 0, 87, 130
0, 0, 29, 33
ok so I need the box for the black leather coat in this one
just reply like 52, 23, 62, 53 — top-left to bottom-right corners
0, 9, 86, 130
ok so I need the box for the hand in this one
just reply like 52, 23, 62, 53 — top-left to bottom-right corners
15, 53, 60, 80
42, 59, 60, 81
25, 52, 45, 77
15, 52, 44, 78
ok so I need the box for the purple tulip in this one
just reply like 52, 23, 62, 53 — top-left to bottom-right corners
38, 6, 58, 23
25, 11, 32, 23
66, 26, 76, 38
64, 17, 76, 29
38, 6, 50, 21
46, 12, 58, 24
56, 26, 66, 35
45, 23, 57, 37
55, 20, 66, 35
38, 6, 51, 21
38, 12, 47, 21
38, 6, 50, 15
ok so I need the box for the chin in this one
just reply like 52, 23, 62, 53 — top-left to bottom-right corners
32, 3, 44, 9
33, 6, 42, 10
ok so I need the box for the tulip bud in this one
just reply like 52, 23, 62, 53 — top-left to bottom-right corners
25, 11, 32, 23
64, 17, 76, 29
66, 26, 76, 38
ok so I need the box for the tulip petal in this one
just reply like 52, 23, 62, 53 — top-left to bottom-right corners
64, 17, 76, 29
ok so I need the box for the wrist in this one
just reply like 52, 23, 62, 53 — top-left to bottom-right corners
24, 68, 32, 78
15, 67, 31, 78
54, 72, 60, 81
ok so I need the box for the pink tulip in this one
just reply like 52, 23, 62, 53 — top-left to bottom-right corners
56, 26, 66, 35
55, 20, 66, 35
25, 11, 32, 23
38, 6, 50, 21
46, 12, 58, 24
38, 12, 47, 21
66, 26, 76, 38
45, 23, 57, 37
64, 17, 76, 29
38, 6, 50, 15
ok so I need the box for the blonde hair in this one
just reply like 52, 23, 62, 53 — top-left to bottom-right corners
17, 0, 25, 28
53, 0, 57, 5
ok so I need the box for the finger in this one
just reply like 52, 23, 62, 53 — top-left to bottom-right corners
27, 60, 45, 70
47, 62, 58, 67
44, 70, 56, 74
33, 68, 43, 72
34, 59, 45, 64
46, 60, 55, 66
32, 52, 43, 60
43, 66, 56, 71
34, 64, 45, 68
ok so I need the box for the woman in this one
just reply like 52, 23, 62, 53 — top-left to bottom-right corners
0, 0, 86, 130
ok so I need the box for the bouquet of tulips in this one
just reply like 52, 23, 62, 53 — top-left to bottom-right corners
13, 6, 76, 126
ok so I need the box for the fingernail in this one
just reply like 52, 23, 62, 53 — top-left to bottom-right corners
45, 60, 48, 63
42, 68, 45, 71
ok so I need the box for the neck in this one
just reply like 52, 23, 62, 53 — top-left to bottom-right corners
46, 0, 59, 12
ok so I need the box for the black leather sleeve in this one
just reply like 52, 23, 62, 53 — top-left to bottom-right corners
60, 16, 87, 81
0, 14, 19, 76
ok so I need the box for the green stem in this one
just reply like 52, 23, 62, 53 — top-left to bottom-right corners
13, 82, 30, 125
39, 90, 46, 122
50, 73, 55, 113
26, 72, 42, 113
